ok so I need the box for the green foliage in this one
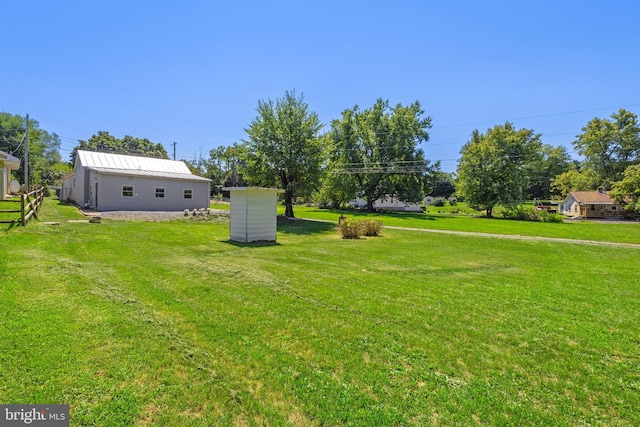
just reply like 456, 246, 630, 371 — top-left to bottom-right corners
457, 123, 542, 217
527, 144, 572, 199
243, 90, 324, 218
551, 168, 599, 198
327, 99, 432, 211
0, 112, 67, 187
187, 143, 247, 191
573, 108, 640, 188
502, 206, 564, 223
70, 131, 169, 164
610, 164, 640, 213
433, 197, 446, 207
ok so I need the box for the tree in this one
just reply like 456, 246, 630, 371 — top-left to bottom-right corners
327, 99, 432, 211
0, 112, 69, 187
573, 109, 640, 189
243, 90, 324, 218
70, 131, 169, 164
199, 143, 248, 194
457, 123, 542, 218
526, 144, 572, 199
609, 164, 640, 213
550, 168, 598, 198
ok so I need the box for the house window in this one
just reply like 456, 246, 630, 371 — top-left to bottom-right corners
184, 189, 193, 199
612, 206, 617, 210
590, 204, 595, 210
122, 185, 134, 197
574, 205, 577, 212
155, 187, 165, 198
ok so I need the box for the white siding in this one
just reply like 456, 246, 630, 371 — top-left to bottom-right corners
96, 174, 209, 211
226, 187, 281, 242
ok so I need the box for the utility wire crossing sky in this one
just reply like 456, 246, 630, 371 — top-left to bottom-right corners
2, 1, 639, 172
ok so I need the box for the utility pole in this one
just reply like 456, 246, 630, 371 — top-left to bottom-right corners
172, 141, 177, 160
24, 114, 29, 191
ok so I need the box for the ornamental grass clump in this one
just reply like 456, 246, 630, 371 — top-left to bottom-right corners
339, 218, 361, 239
360, 218, 383, 236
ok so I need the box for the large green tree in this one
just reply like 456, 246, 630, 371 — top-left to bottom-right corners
526, 144, 572, 199
609, 164, 640, 213
71, 131, 169, 164
0, 112, 69, 187
457, 123, 542, 218
573, 109, 640, 189
550, 168, 598, 198
243, 90, 324, 218
327, 99, 432, 211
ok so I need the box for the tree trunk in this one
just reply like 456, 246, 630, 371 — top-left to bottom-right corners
367, 198, 376, 212
284, 192, 295, 218
486, 206, 493, 218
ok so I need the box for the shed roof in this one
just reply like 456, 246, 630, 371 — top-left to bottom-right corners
222, 186, 284, 192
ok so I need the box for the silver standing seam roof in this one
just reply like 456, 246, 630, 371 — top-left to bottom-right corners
77, 150, 210, 182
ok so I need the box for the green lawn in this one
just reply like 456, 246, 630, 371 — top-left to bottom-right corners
286, 205, 640, 244
1, 198, 639, 425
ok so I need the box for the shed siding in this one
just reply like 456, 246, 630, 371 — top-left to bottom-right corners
227, 188, 279, 242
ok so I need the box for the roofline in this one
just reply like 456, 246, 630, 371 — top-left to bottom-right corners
90, 167, 212, 182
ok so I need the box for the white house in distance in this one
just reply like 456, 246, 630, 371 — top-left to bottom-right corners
351, 194, 421, 212
61, 150, 211, 211
0, 150, 20, 201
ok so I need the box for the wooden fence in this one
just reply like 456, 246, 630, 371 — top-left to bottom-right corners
0, 187, 45, 226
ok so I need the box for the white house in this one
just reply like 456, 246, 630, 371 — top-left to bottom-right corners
61, 150, 211, 211
0, 150, 20, 201
351, 194, 421, 212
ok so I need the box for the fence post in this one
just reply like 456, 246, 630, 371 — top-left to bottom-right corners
21, 193, 26, 226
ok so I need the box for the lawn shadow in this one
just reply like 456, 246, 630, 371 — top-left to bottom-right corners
277, 218, 335, 235
222, 240, 282, 248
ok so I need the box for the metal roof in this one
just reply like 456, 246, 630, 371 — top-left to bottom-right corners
88, 167, 211, 182
78, 150, 192, 175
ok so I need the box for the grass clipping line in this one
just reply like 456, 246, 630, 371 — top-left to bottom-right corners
339, 217, 383, 239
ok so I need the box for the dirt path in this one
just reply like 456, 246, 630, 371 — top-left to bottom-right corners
383, 225, 640, 249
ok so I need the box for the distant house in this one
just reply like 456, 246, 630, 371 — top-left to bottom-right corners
351, 194, 421, 212
0, 150, 20, 201
562, 189, 626, 219
61, 150, 211, 211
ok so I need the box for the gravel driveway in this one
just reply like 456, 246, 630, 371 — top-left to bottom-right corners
95, 209, 229, 221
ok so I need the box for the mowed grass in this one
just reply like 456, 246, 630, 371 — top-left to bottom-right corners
287, 205, 640, 244
1, 199, 639, 425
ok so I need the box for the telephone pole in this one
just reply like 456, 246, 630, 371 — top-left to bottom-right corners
24, 114, 29, 191
172, 141, 177, 160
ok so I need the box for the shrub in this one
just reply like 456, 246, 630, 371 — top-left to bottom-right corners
502, 206, 564, 223
360, 218, 383, 236
433, 197, 446, 207
339, 218, 361, 239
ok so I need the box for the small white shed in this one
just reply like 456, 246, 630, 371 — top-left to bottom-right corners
223, 187, 283, 242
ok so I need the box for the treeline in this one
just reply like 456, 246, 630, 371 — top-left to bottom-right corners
3, 98, 639, 217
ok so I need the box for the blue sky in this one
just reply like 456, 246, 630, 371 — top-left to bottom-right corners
3, 1, 639, 172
